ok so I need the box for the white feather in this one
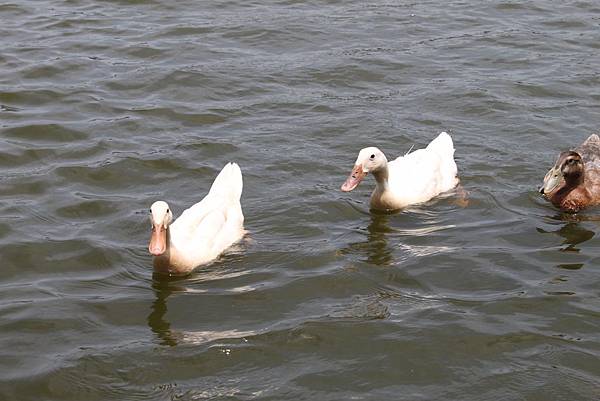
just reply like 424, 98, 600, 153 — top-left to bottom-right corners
153, 163, 245, 274
346, 132, 459, 210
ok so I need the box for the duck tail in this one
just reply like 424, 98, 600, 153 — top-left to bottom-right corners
586, 133, 600, 143
208, 162, 243, 202
426, 131, 455, 158
427, 131, 458, 189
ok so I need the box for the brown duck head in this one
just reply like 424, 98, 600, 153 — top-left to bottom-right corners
540, 150, 584, 197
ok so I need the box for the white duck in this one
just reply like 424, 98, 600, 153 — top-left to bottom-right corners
341, 132, 459, 211
148, 162, 245, 275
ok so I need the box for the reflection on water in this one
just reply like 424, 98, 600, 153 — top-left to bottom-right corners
148, 275, 182, 346
338, 213, 395, 266
556, 263, 584, 271
148, 273, 258, 347
556, 222, 595, 253
537, 218, 595, 271
364, 213, 395, 266
341, 209, 456, 267
537, 221, 595, 252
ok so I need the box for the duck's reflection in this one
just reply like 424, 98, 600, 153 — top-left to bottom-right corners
364, 212, 395, 266
339, 212, 395, 266
147, 274, 184, 346
537, 214, 596, 271
537, 219, 595, 253
341, 207, 457, 266
147, 271, 258, 346
556, 221, 594, 253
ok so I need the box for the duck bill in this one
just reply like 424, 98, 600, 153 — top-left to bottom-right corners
341, 165, 366, 192
149, 224, 167, 256
540, 167, 563, 196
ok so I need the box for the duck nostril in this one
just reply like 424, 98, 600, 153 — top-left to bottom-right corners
539, 187, 545, 194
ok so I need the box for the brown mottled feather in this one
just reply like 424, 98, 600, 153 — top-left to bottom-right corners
576, 133, 600, 169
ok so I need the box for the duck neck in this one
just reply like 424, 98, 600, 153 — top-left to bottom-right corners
165, 227, 172, 251
556, 173, 584, 198
372, 163, 389, 192
551, 174, 588, 209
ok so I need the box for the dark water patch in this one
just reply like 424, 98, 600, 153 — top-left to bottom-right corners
55, 199, 121, 219
0, 3, 30, 18
540, 17, 591, 29
0, 146, 58, 168
130, 107, 227, 126
556, 263, 584, 271
0, 223, 11, 241
0, 176, 50, 197
20, 60, 88, 80
0, 89, 74, 107
160, 25, 214, 37
173, 140, 238, 155
1, 239, 120, 278
3, 124, 88, 143
123, 44, 166, 59
0, 104, 21, 112
53, 155, 198, 190
310, 64, 387, 87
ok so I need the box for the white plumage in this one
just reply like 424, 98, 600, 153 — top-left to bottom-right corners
149, 162, 245, 275
341, 132, 459, 210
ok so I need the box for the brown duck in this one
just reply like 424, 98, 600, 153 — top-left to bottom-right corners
540, 134, 600, 212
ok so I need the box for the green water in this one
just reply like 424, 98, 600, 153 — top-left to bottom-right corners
1, 1, 600, 400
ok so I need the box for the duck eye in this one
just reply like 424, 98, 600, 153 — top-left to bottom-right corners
167, 209, 170, 214
370, 154, 375, 159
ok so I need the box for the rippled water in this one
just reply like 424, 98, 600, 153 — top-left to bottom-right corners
2, 1, 600, 400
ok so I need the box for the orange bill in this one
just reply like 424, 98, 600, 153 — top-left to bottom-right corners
341, 165, 366, 192
148, 225, 167, 256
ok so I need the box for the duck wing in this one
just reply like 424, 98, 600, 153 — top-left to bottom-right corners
389, 132, 457, 191
385, 133, 458, 205
171, 163, 244, 243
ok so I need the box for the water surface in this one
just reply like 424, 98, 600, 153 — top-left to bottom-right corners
2, 1, 600, 400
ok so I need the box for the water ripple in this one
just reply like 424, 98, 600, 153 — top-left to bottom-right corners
2, 0, 600, 400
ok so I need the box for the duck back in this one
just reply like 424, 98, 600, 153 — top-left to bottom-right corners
380, 132, 459, 208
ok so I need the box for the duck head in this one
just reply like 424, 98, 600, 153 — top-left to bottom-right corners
540, 151, 584, 197
341, 147, 387, 192
149, 201, 173, 256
